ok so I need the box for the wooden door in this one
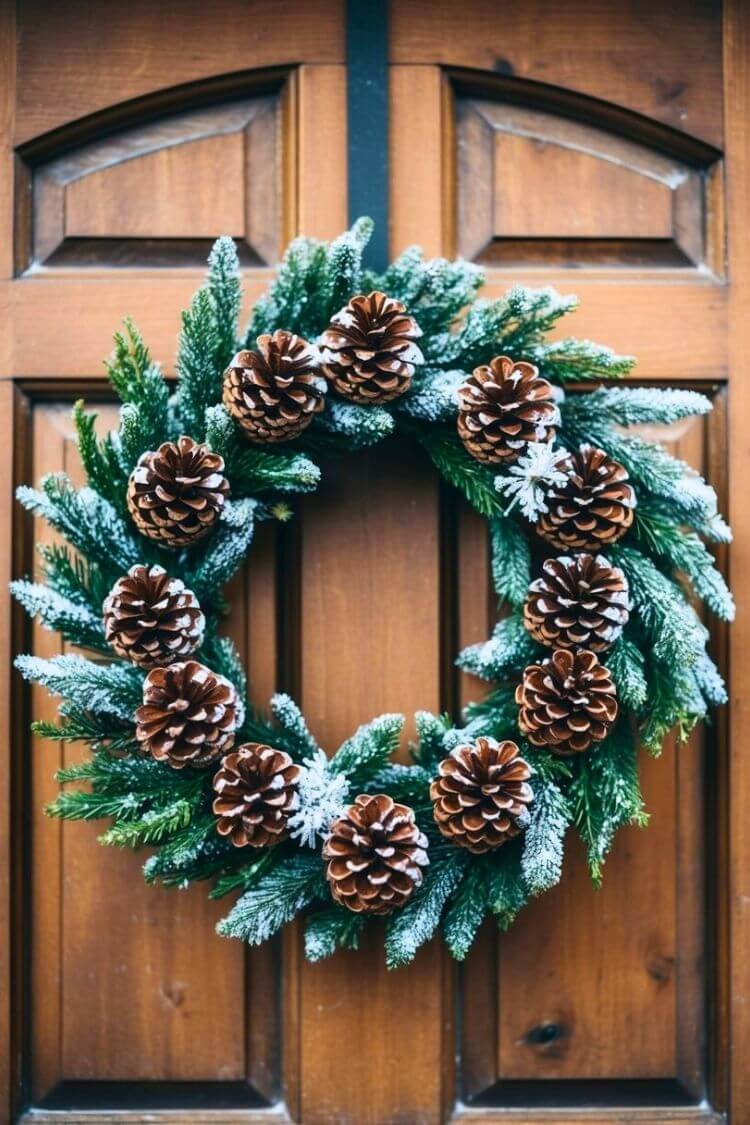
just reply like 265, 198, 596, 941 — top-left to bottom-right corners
1, 2, 749, 1123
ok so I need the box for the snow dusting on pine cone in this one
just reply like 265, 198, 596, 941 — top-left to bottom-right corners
323, 793, 429, 914
431, 736, 533, 853
223, 331, 326, 443
457, 356, 559, 465
135, 660, 237, 769
523, 554, 630, 653
103, 564, 205, 668
127, 437, 229, 548
212, 743, 300, 847
320, 291, 423, 404
515, 649, 618, 755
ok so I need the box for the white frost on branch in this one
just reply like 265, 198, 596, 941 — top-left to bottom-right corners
288, 749, 349, 849
495, 443, 569, 522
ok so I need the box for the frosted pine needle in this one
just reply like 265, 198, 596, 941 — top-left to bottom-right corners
288, 749, 349, 848
495, 443, 569, 522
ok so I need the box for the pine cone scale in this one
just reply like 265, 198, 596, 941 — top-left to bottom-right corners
323, 794, 428, 914
524, 554, 630, 652
128, 438, 229, 548
136, 660, 237, 769
213, 743, 299, 847
457, 356, 559, 465
431, 737, 533, 853
320, 291, 423, 404
538, 445, 636, 551
223, 331, 324, 443
516, 648, 618, 755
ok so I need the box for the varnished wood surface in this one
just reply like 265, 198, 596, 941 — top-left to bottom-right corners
1, 0, 745, 1121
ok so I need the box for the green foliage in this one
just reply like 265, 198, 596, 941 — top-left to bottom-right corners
633, 499, 734, 621
317, 397, 395, 449
462, 683, 520, 740
458, 612, 540, 681
606, 635, 648, 713
399, 368, 463, 423
367, 247, 483, 337
246, 217, 373, 341
416, 427, 502, 517
442, 864, 489, 960
426, 287, 578, 370
210, 851, 278, 900
489, 516, 531, 608
412, 710, 452, 771
17, 475, 142, 579
16, 654, 143, 721
32, 703, 137, 756
216, 853, 327, 944
485, 838, 527, 929
330, 713, 405, 790
521, 778, 570, 896
207, 235, 242, 370
528, 338, 635, 383
305, 907, 365, 962
11, 579, 107, 652
38, 543, 110, 615
385, 846, 468, 968
175, 288, 221, 440
562, 385, 710, 427
571, 724, 647, 885
184, 499, 256, 601
367, 764, 432, 805
73, 400, 129, 512
270, 693, 321, 758
105, 319, 170, 469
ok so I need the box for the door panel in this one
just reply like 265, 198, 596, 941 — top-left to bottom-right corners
2, 2, 747, 1123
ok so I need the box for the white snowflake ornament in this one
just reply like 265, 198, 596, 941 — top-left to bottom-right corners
288, 749, 349, 849
495, 442, 570, 522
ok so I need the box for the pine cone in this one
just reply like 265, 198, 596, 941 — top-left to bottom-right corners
537, 444, 636, 550
323, 793, 429, 915
127, 437, 229, 548
212, 743, 300, 847
430, 737, 533, 853
223, 331, 325, 443
457, 356, 559, 465
135, 660, 237, 769
319, 291, 423, 404
516, 648, 618, 755
524, 554, 630, 653
103, 564, 205, 668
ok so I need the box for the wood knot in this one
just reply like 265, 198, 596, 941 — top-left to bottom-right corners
523, 1021, 569, 1057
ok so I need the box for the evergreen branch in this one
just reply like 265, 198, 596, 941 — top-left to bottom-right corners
416, 427, 502, 517
485, 839, 527, 929
98, 799, 199, 847
562, 386, 710, 427
640, 658, 707, 754
633, 501, 735, 621
205, 405, 321, 495
175, 288, 221, 439
185, 499, 256, 600
458, 612, 540, 682
367, 764, 432, 804
489, 516, 531, 607
34, 706, 137, 754
610, 544, 708, 668
73, 400, 129, 512
399, 369, 463, 423
366, 247, 483, 337
207, 235, 242, 371
528, 338, 635, 383
270, 694, 320, 758
572, 724, 647, 885
17, 475, 142, 578
305, 907, 366, 962
209, 851, 277, 899
316, 397, 395, 449
412, 711, 453, 771
606, 634, 648, 713
521, 778, 570, 896
216, 854, 327, 944
330, 713, 405, 790
385, 846, 468, 968
10, 579, 108, 651
15, 654, 143, 720
442, 864, 489, 960
39, 544, 110, 614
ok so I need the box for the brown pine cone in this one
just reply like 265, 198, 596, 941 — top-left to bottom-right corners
323, 793, 429, 915
523, 554, 630, 653
212, 743, 300, 847
457, 355, 559, 465
135, 659, 237, 769
431, 737, 533, 853
223, 331, 325, 443
102, 564, 205, 668
127, 437, 229, 549
516, 648, 618, 755
319, 291, 423, 404
537, 444, 636, 550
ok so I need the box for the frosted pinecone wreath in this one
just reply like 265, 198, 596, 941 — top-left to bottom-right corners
13, 220, 733, 967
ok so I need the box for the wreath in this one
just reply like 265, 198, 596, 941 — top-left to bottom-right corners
14, 219, 733, 968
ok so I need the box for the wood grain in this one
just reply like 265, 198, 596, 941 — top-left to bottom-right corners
723, 0, 750, 1118
15, 0, 344, 144
390, 0, 723, 148
296, 442, 446, 1124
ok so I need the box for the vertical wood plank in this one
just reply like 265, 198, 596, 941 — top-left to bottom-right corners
390, 66, 445, 258
296, 441, 444, 1124
724, 0, 750, 1116
297, 65, 347, 241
